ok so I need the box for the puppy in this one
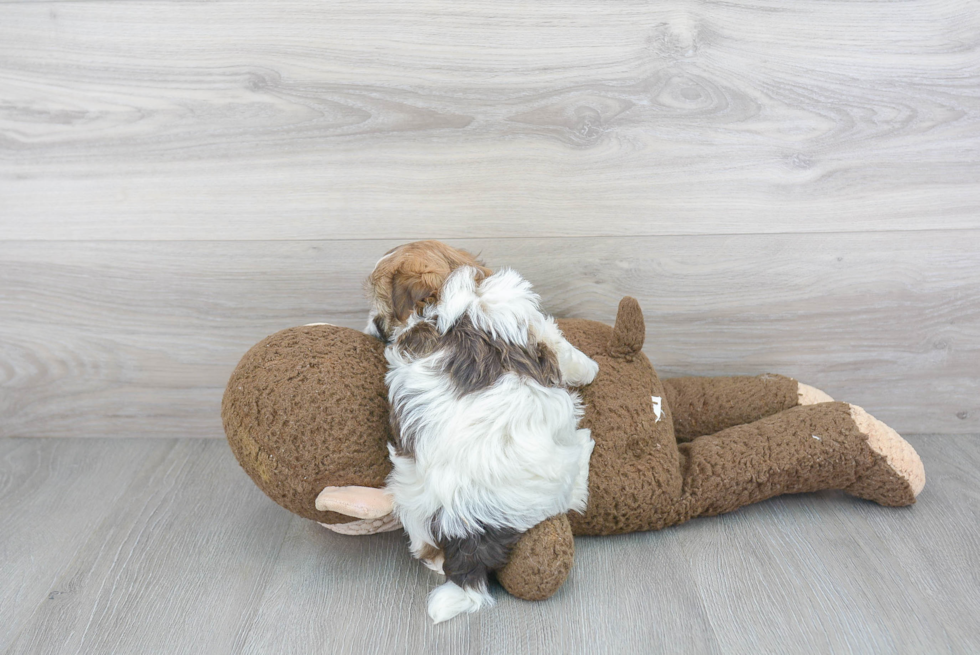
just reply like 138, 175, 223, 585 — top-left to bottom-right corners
366, 241, 598, 623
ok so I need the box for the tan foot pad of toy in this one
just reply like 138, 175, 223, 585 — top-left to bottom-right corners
798, 382, 835, 405
847, 404, 926, 505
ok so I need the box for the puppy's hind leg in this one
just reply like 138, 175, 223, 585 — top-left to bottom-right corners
427, 525, 522, 624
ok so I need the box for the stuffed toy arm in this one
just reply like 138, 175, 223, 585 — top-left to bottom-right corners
314, 486, 401, 535
496, 515, 575, 601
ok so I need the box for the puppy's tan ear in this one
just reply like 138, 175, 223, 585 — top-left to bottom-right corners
391, 271, 442, 321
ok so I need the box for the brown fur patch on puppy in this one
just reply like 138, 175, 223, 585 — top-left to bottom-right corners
442, 314, 562, 396
397, 321, 440, 359
419, 542, 444, 563
440, 523, 523, 589
388, 410, 412, 457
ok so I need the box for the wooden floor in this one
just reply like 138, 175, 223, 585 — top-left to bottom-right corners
2, 435, 977, 654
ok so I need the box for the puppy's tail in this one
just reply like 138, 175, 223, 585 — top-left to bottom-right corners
427, 579, 494, 624
427, 523, 522, 623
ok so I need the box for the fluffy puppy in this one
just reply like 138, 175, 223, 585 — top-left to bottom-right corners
365, 241, 598, 624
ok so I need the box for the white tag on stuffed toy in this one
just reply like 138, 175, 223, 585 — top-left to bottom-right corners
652, 396, 663, 423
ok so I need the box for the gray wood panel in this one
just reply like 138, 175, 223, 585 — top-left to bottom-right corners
1, 435, 977, 654
0, 438, 177, 650
1, 0, 978, 239
2, 232, 978, 437
3, 438, 295, 655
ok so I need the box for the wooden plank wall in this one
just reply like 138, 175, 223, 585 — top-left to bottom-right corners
1, 0, 978, 437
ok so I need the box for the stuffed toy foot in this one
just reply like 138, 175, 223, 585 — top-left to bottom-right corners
845, 404, 926, 505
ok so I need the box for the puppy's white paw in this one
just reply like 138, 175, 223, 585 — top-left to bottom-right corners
427, 581, 493, 624
562, 351, 599, 387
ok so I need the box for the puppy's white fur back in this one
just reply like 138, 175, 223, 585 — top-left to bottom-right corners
384, 266, 596, 623
386, 267, 594, 555
387, 375, 593, 550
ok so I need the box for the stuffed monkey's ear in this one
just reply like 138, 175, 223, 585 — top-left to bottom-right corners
608, 296, 645, 360
391, 271, 441, 321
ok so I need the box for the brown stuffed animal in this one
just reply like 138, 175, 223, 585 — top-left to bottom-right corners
222, 298, 925, 601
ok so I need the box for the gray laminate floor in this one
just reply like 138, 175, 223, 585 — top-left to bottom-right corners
2, 435, 977, 654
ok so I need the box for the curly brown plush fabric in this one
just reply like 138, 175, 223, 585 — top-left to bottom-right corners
496, 515, 574, 601
222, 326, 392, 523
556, 311, 682, 536
663, 374, 800, 442
676, 402, 880, 518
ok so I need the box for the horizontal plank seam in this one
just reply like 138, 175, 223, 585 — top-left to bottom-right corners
2, 226, 980, 244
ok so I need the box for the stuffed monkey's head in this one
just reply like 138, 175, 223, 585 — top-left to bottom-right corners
222, 324, 397, 528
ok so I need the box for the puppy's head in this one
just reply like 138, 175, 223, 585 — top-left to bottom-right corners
366, 240, 492, 342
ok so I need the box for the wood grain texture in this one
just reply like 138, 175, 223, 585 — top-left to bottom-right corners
3, 438, 296, 655
0, 438, 176, 650
2, 232, 977, 437
1, 435, 977, 654
1, 0, 978, 239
